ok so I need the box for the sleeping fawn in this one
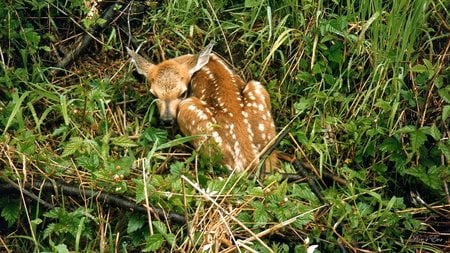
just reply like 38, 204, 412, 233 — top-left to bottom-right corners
127, 42, 277, 171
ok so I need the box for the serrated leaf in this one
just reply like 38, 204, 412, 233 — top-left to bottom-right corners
127, 215, 145, 234
52, 125, 69, 136
1, 201, 20, 227
406, 166, 442, 190
54, 244, 70, 253
423, 59, 434, 70
44, 207, 64, 219
291, 184, 319, 203
134, 180, 156, 203
111, 136, 138, 147
164, 233, 175, 245
294, 97, 312, 114
396, 125, 416, 134
410, 64, 427, 73
438, 87, 450, 103
43, 223, 57, 239
380, 137, 401, 152
152, 220, 167, 235
421, 124, 441, 141
410, 129, 427, 152
252, 201, 269, 225
61, 137, 83, 157
76, 154, 100, 172
438, 142, 450, 162
142, 128, 168, 143
246, 186, 264, 197
442, 105, 450, 121
143, 234, 164, 252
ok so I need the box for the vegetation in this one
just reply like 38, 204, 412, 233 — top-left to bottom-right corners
1, 0, 449, 252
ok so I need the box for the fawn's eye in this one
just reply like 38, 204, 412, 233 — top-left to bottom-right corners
180, 90, 188, 98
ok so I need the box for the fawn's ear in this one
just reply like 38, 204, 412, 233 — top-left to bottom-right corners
127, 47, 154, 79
188, 41, 215, 77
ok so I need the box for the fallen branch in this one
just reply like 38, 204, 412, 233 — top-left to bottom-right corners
0, 177, 186, 224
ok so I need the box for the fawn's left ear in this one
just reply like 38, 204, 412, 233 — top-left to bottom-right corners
127, 47, 154, 79
189, 41, 215, 77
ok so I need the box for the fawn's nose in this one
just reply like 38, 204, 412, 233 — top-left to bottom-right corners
160, 118, 175, 127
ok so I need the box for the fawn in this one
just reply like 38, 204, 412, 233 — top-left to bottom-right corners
127, 42, 277, 171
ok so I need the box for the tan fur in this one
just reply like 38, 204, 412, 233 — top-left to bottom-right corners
128, 45, 277, 171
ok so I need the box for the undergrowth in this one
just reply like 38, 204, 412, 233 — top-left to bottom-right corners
0, 0, 449, 252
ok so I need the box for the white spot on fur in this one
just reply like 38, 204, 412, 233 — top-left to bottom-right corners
233, 141, 243, 170
258, 103, 265, 111
258, 123, 265, 131
196, 110, 208, 120
212, 131, 222, 145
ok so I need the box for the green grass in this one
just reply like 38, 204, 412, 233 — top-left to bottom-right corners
0, 0, 449, 252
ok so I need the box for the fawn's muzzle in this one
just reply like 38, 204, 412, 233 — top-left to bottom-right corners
160, 117, 175, 127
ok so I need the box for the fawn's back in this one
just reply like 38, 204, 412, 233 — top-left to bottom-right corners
128, 43, 277, 170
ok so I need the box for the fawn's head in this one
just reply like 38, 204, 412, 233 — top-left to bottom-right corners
127, 43, 214, 126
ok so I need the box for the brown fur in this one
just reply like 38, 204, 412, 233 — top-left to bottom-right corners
128, 46, 277, 171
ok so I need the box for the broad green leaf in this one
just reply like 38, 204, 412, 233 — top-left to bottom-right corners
379, 137, 401, 152
54, 244, 69, 253
61, 137, 84, 157
111, 136, 138, 147
52, 125, 70, 136
406, 166, 441, 190
442, 105, 450, 121
438, 142, 450, 162
164, 233, 175, 245
421, 124, 441, 141
142, 128, 168, 144
127, 215, 145, 234
396, 125, 416, 134
356, 202, 373, 216
438, 86, 450, 103
294, 97, 312, 114
410, 64, 427, 73
246, 186, 264, 197
252, 201, 269, 225
152, 220, 167, 235
409, 129, 426, 152
290, 184, 319, 203
1, 201, 20, 227
76, 154, 100, 172
144, 234, 164, 252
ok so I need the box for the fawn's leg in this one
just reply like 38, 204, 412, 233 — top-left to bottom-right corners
242, 81, 278, 171
177, 97, 234, 168
242, 81, 276, 151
